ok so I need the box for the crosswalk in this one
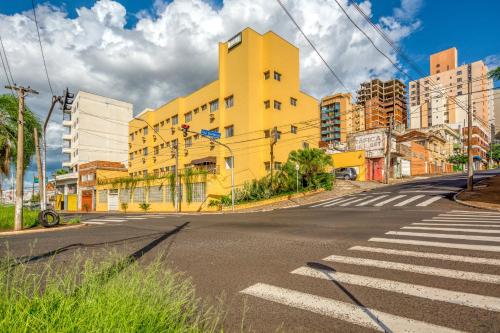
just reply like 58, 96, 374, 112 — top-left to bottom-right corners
310, 192, 445, 208
240, 209, 500, 332
84, 214, 172, 225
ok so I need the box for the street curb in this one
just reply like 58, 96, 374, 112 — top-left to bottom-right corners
452, 178, 500, 212
0, 223, 85, 237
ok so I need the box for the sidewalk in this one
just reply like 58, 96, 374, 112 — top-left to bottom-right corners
455, 175, 500, 211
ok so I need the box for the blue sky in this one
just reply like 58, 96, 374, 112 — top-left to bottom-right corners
1, 0, 498, 77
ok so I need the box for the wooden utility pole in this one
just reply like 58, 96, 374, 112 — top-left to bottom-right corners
34, 127, 44, 208
466, 64, 474, 191
5, 85, 39, 230
384, 114, 393, 184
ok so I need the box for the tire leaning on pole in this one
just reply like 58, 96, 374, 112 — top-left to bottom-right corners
38, 209, 60, 227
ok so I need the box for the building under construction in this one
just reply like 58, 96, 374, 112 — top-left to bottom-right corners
356, 79, 407, 130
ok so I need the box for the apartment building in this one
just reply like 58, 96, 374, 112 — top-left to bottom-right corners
356, 79, 407, 130
96, 28, 319, 212
62, 91, 133, 172
493, 87, 500, 142
408, 48, 493, 167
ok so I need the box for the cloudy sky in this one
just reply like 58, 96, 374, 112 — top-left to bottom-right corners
0, 0, 498, 189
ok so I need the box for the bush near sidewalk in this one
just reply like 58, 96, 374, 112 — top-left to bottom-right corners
0, 253, 222, 332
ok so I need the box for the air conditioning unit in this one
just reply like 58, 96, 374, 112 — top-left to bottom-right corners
153, 157, 157, 163
153, 135, 157, 142
142, 137, 146, 143
142, 158, 146, 163
184, 150, 189, 156
171, 127, 175, 134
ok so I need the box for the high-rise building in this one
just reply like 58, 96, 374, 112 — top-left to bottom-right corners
408, 47, 494, 167
356, 79, 407, 130
62, 91, 133, 172
492, 88, 500, 143
96, 28, 319, 212
320, 93, 365, 147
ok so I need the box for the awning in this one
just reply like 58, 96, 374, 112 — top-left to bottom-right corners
191, 156, 216, 165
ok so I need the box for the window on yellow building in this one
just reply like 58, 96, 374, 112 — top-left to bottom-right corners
129, 153, 134, 160
264, 100, 270, 109
160, 121, 164, 127
274, 100, 281, 110
264, 162, 271, 171
264, 129, 270, 138
154, 124, 159, 132
264, 70, 270, 80
302, 142, 310, 149
210, 99, 219, 112
143, 147, 148, 156
185, 112, 192, 123
185, 137, 192, 148
290, 97, 297, 106
143, 127, 148, 135
130, 133, 134, 141
172, 115, 178, 125
274, 71, 281, 81
225, 125, 234, 137
291, 125, 297, 134
225, 95, 234, 108
274, 162, 282, 170
201, 104, 207, 111
154, 146, 159, 155
193, 107, 199, 114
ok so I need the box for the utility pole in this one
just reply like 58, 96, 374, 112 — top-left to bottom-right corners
270, 126, 278, 190
173, 140, 180, 213
384, 114, 393, 184
34, 127, 44, 208
5, 85, 39, 230
466, 64, 474, 191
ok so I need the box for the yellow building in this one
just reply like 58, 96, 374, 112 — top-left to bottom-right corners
96, 28, 319, 212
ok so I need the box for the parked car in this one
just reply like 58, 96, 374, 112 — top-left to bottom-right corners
334, 167, 357, 180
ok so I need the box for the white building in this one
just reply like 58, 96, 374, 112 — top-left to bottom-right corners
62, 91, 133, 172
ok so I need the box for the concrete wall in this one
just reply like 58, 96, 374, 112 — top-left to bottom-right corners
331, 150, 366, 181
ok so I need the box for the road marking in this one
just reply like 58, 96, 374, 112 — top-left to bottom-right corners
374, 195, 406, 207
323, 255, 500, 284
349, 246, 500, 266
393, 195, 425, 207
402, 226, 500, 234
439, 214, 500, 219
386, 231, 500, 243
84, 221, 105, 225
415, 196, 443, 207
400, 190, 453, 194
125, 217, 146, 220
451, 210, 500, 215
240, 283, 462, 333
355, 195, 388, 206
86, 219, 125, 223
422, 219, 500, 224
292, 266, 500, 312
369, 237, 500, 253
339, 197, 371, 207
324, 197, 356, 207
435, 216, 500, 221
413, 223, 500, 227
309, 197, 347, 208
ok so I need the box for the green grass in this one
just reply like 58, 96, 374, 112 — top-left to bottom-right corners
0, 253, 222, 332
0, 204, 39, 230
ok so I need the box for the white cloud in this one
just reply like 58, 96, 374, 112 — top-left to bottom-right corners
0, 0, 422, 181
485, 55, 500, 69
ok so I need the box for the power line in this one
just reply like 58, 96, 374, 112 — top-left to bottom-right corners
0, 33, 15, 85
31, 0, 54, 96
276, 0, 349, 91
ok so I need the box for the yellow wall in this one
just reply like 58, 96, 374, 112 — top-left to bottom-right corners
98, 28, 319, 212
331, 150, 366, 181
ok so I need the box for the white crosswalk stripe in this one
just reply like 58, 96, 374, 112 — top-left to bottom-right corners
415, 196, 443, 207
240, 283, 462, 333
451, 210, 500, 215
393, 194, 425, 206
291, 266, 500, 312
323, 254, 500, 284
386, 231, 500, 243
339, 197, 371, 207
439, 214, 500, 219
423, 219, 500, 224
434, 216, 500, 221
324, 197, 356, 207
309, 197, 347, 208
240, 209, 500, 331
374, 195, 406, 207
355, 195, 389, 206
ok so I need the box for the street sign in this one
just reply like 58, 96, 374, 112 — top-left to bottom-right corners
201, 129, 221, 139
34, 177, 39, 184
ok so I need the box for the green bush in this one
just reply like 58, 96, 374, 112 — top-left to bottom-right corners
139, 202, 151, 212
0, 253, 221, 332
0, 204, 39, 230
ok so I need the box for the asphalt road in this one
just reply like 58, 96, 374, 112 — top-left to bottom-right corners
2, 170, 500, 332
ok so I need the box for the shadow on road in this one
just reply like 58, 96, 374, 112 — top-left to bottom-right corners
2, 222, 189, 270
306, 262, 394, 333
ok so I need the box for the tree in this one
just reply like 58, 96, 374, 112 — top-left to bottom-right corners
0, 94, 42, 177
52, 168, 69, 177
447, 153, 468, 165
488, 67, 500, 81
487, 144, 500, 164
286, 148, 333, 189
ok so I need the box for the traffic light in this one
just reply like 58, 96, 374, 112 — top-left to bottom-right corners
181, 124, 190, 137
61, 88, 74, 112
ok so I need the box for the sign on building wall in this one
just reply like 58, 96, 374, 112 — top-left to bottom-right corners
353, 133, 385, 158
227, 33, 242, 50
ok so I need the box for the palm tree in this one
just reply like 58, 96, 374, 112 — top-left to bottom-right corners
287, 148, 332, 189
0, 94, 42, 192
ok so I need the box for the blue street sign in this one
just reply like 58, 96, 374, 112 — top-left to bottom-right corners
201, 129, 221, 139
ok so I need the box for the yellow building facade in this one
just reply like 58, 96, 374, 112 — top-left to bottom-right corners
96, 28, 319, 212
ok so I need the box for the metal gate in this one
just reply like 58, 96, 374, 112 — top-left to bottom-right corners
108, 189, 119, 211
